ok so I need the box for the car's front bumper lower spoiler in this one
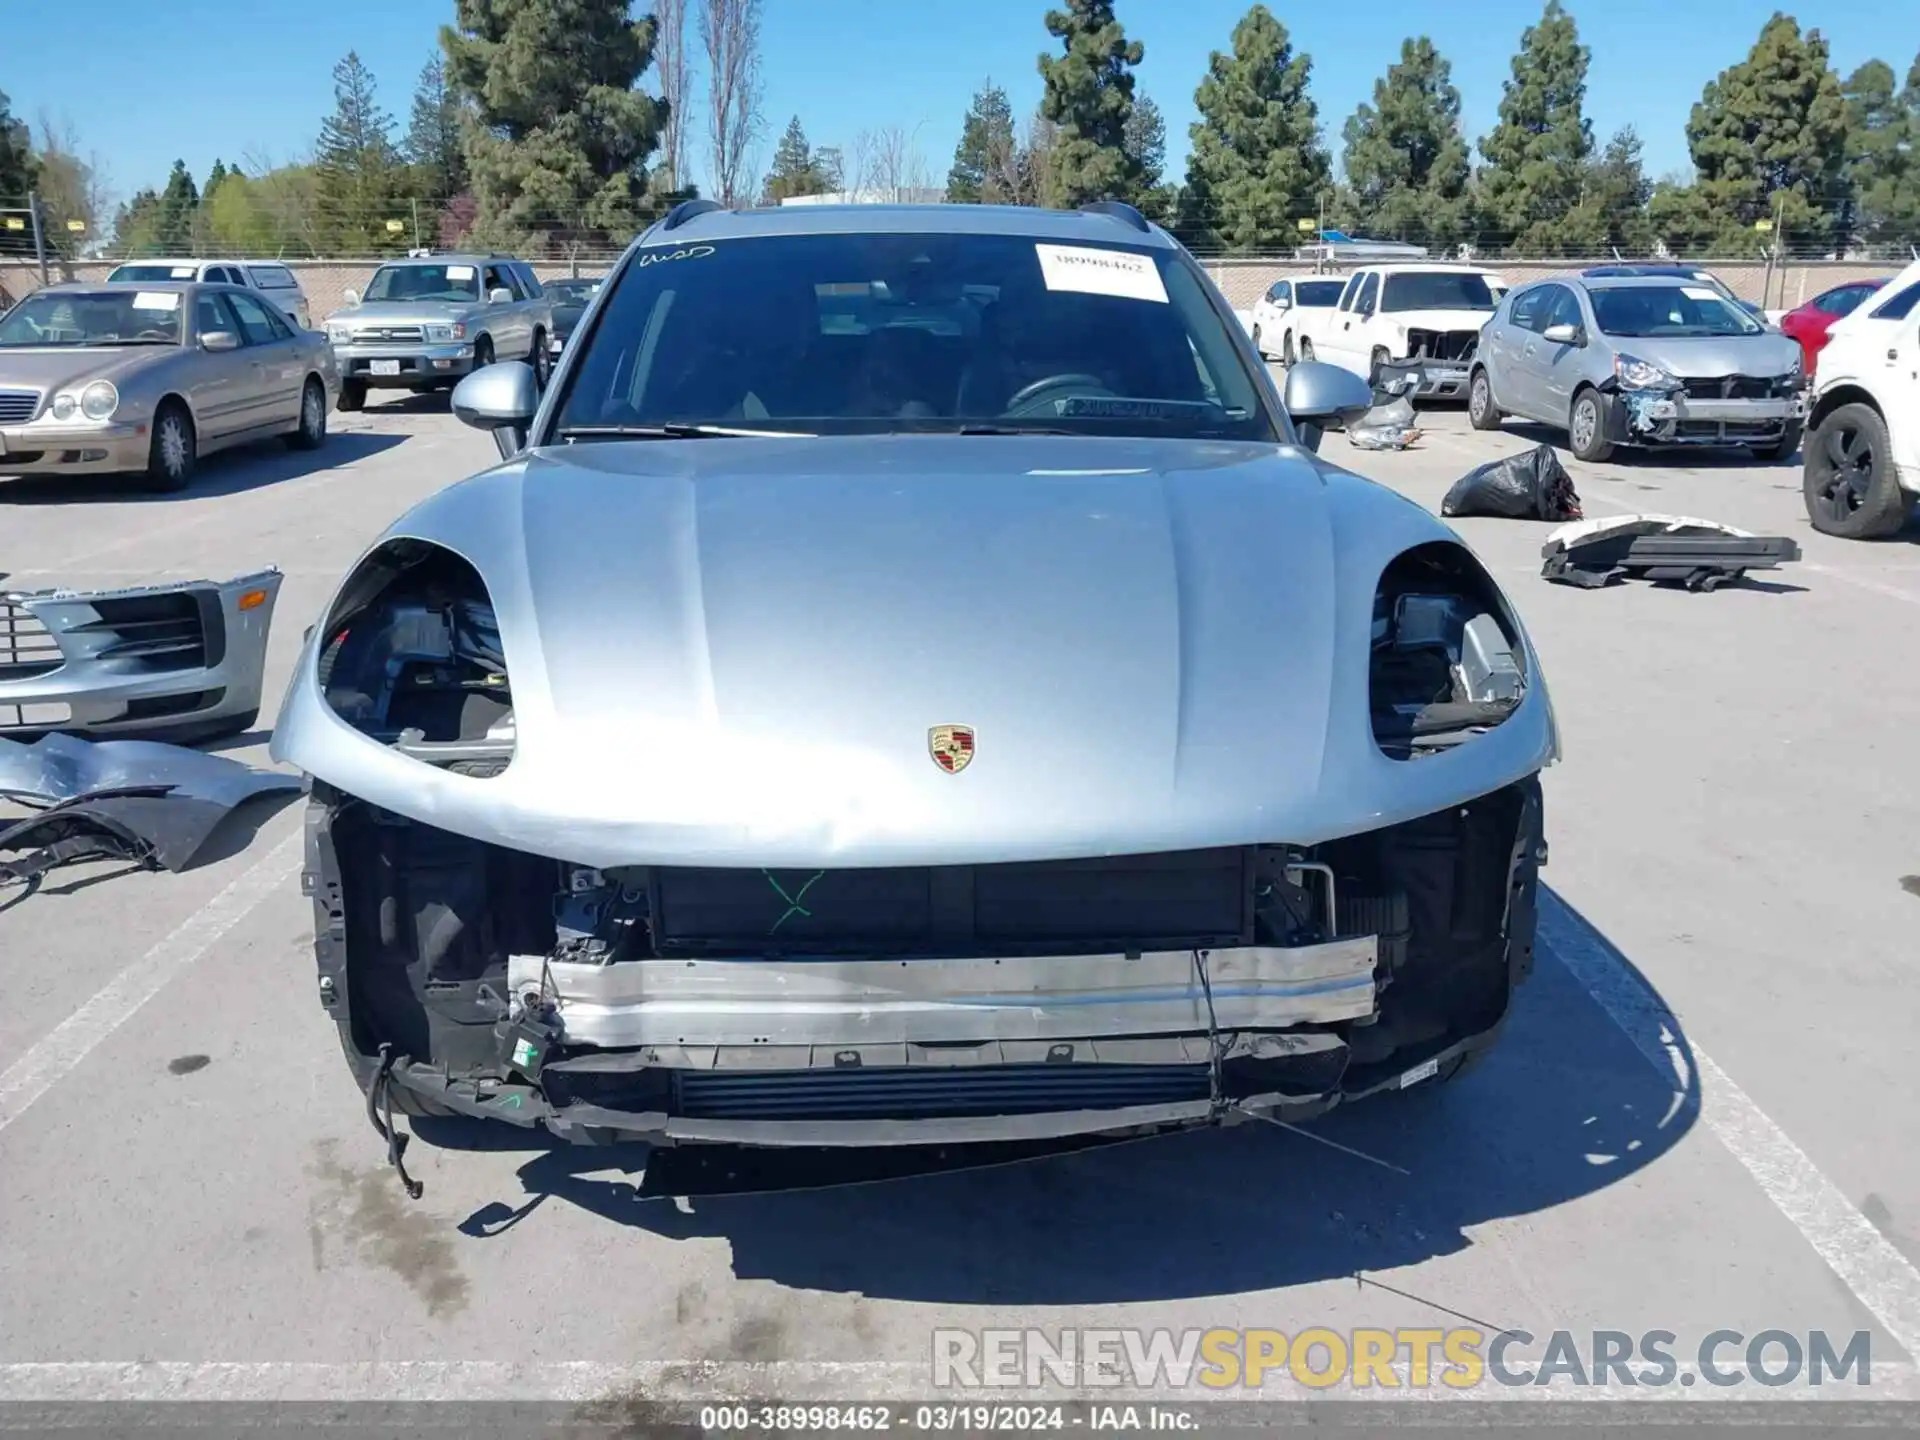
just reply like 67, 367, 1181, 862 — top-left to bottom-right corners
332, 343, 477, 387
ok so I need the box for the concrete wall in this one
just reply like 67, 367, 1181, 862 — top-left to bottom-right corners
2, 254, 1903, 323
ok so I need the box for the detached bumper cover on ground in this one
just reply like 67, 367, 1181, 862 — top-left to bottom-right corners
0, 568, 281, 742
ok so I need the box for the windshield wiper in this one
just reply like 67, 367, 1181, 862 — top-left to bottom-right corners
557, 423, 816, 441
950, 424, 1080, 436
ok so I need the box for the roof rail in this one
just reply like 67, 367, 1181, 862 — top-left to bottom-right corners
661, 198, 725, 232
1080, 199, 1151, 233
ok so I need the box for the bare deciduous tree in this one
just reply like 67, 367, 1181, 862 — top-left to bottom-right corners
699, 0, 763, 206
32, 112, 113, 256
653, 0, 691, 191
845, 123, 930, 200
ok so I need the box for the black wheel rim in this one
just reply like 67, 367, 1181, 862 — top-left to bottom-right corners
1812, 423, 1873, 523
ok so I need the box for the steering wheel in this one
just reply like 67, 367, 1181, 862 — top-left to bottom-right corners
1003, 372, 1113, 416
133, 328, 173, 342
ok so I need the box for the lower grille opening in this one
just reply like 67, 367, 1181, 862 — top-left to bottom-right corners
673, 1064, 1214, 1120
73, 591, 211, 669
0, 602, 63, 681
120, 688, 225, 722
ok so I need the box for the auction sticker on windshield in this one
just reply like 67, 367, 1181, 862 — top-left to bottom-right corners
1036, 244, 1169, 304
132, 292, 180, 311
1681, 286, 1723, 302
446, 264, 476, 281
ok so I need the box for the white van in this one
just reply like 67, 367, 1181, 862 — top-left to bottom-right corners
104, 258, 312, 330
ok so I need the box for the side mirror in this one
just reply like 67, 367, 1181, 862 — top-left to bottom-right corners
1283, 360, 1375, 447
341, 288, 360, 307
200, 330, 241, 353
488, 287, 513, 305
452, 361, 539, 458
1542, 322, 1583, 345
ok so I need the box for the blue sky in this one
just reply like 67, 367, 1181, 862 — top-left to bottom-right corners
5, 0, 1912, 206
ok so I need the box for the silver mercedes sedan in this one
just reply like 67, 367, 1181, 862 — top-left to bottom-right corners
272, 200, 1557, 1187
0, 281, 338, 491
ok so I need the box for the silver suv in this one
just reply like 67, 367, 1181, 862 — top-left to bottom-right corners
324, 253, 554, 411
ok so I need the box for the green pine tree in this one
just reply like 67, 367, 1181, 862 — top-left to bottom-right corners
1340, 37, 1471, 248
1036, 0, 1144, 208
0, 90, 36, 256
1123, 91, 1173, 221
1652, 14, 1850, 254
1842, 53, 1920, 246
443, 0, 670, 252
315, 52, 404, 253
1475, 1, 1595, 253
405, 52, 469, 200
1180, 5, 1330, 253
154, 160, 200, 252
761, 116, 833, 203
948, 80, 1020, 203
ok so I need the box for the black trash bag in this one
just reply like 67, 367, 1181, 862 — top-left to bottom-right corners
1441, 443, 1584, 522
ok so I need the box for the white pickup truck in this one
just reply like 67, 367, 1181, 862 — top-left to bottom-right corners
1801, 257, 1920, 539
1293, 263, 1506, 400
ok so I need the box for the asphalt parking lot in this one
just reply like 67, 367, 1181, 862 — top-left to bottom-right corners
2, 385, 1918, 1411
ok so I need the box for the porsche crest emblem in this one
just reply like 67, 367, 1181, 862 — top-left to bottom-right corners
928, 724, 976, 774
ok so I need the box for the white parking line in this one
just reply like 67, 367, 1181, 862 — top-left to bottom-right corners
1541, 893, 1920, 1363
0, 832, 304, 1134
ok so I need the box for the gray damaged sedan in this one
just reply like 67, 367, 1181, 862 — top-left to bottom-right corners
0, 281, 337, 491
1470, 274, 1807, 462
271, 200, 1558, 1184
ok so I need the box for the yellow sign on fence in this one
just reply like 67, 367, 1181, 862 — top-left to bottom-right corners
2, 217, 22, 230
1754, 219, 1774, 233
385, 219, 405, 233
1297, 218, 1316, 232
66, 219, 85, 233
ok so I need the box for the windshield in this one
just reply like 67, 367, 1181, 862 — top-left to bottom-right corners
1380, 272, 1496, 312
1296, 280, 1345, 306
0, 289, 184, 347
551, 232, 1275, 441
1590, 285, 1764, 338
362, 263, 480, 303
107, 263, 200, 283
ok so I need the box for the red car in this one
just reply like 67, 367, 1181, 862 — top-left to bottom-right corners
1779, 278, 1888, 374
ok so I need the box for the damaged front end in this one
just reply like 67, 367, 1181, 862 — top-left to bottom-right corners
0, 569, 282, 742
295, 536, 1547, 1164
1603, 353, 1807, 448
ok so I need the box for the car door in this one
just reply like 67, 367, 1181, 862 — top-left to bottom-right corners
184, 291, 260, 437
1864, 280, 1920, 474
1324, 271, 1378, 372
1256, 281, 1288, 339
225, 290, 305, 426
515, 262, 551, 346
482, 263, 528, 358
1498, 284, 1558, 419
1535, 285, 1591, 420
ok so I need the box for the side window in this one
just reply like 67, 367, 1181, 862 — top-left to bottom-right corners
1508, 286, 1550, 332
1544, 287, 1584, 332
1354, 272, 1380, 316
1813, 286, 1857, 316
225, 291, 282, 346
517, 263, 544, 298
1337, 276, 1362, 312
194, 292, 240, 341
1867, 282, 1920, 322
1273, 282, 1290, 304
483, 264, 509, 297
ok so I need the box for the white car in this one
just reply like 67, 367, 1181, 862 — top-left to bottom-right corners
1802, 258, 1920, 539
106, 258, 312, 331
1249, 277, 1347, 365
1293, 263, 1506, 401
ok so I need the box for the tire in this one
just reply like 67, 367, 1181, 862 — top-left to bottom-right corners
285, 377, 327, 450
531, 330, 550, 388
1298, 337, 1315, 363
1804, 402, 1911, 539
1468, 368, 1503, 430
1282, 332, 1296, 366
1758, 420, 1802, 464
473, 336, 495, 371
1251, 323, 1264, 359
336, 379, 366, 413
143, 401, 197, 492
1368, 347, 1390, 388
1568, 387, 1614, 463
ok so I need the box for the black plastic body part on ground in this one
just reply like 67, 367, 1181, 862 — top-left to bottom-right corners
300, 774, 1545, 1192
1541, 530, 1803, 591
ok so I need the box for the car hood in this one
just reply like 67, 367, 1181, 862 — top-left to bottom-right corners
1382, 308, 1497, 333
0, 346, 180, 394
1609, 332, 1802, 379
272, 435, 1556, 867
329, 300, 480, 325
551, 304, 587, 336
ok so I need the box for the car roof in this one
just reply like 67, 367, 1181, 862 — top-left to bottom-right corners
638, 201, 1182, 250
1568, 274, 1731, 291
378, 252, 523, 264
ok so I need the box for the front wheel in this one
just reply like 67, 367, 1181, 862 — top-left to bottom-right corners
1569, 389, 1614, 463
1298, 337, 1315, 363
1758, 420, 1802, 464
1368, 347, 1391, 388
286, 377, 327, 450
1251, 323, 1263, 358
1468, 369, 1503, 430
336, 379, 366, 413
144, 401, 197, 492
1804, 403, 1910, 539
531, 331, 550, 388
1282, 332, 1296, 366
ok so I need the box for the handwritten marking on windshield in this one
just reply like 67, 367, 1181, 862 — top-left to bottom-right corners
634, 245, 717, 268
